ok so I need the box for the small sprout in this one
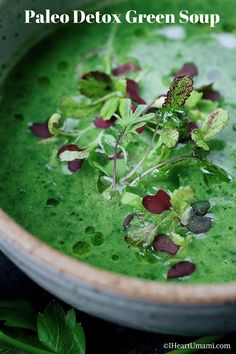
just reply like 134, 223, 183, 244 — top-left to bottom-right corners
126, 79, 146, 104
167, 261, 196, 279
153, 234, 180, 255
191, 200, 211, 216
142, 190, 171, 215
94, 116, 116, 129
175, 63, 198, 78
30, 120, 52, 138
186, 215, 212, 234
113, 62, 140, 76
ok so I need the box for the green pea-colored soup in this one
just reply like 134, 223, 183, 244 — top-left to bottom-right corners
1, 0, 236, 283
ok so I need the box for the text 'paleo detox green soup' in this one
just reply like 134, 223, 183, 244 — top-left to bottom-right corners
1, 1, 236, 284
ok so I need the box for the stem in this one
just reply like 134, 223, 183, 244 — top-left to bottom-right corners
104, 24, 118, 75
0, 330, 53, 354
112, 132, 123, 189
120, 123, 159, 183
165, 335, 223, 354
92, 91, 120, 105
129, 155, 197, 187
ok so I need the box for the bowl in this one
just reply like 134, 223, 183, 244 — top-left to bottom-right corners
1, 0, 236, 336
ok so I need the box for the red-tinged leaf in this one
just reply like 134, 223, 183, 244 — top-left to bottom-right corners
30, 120, 52, 139
198, 84, 221, 101
58, 144, 80, 155
187, 122, 198, 133
163, 75, 193, 109
58, 144, 84, 173
123, 214, 135, 229
142, 190, 171, 214
176, 63, 198, 78
68, 159, 84, 172
135, 124, 146, 134
126, 79, 146, 104
113, 62, 141, 76
94, 116, 116, 129
78, 71, 113, 98
153, 235, 180, 255
167, 261, 196, 279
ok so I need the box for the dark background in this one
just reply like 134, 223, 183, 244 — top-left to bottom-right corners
0, 251, 235, 354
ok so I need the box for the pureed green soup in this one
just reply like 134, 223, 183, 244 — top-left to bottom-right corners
1, 0, 236, 283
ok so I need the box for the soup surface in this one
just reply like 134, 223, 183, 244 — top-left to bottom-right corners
1, 0, 236, 283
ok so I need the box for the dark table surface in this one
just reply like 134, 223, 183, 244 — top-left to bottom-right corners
0, 251, 235, 354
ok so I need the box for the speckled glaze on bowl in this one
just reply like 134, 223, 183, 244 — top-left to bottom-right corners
1, 0, 236, 336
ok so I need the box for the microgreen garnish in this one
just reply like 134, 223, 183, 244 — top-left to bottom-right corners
94, 116, 116, 129
167, 261, 196, 279
30, 34, 232, 281
175, 62, 198, 78
30, 120, 52, 139
126, 79, 146, 104
198, 83, 221, 101
113, 62, 141, 76
153, 234, 180, 255
163, 75, 193, 109
142, 190, 171, 215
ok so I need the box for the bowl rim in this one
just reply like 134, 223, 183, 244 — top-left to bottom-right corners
1, 209, 236, 304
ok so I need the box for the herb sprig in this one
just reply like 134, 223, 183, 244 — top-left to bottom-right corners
0, 300, 85, 354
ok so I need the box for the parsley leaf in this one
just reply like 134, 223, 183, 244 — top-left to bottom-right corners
37, 302, 85, 354
0, 300, 37, 331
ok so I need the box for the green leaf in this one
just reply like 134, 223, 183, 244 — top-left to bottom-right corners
119, 98, 132, 119
201, 160, 232, 182
171, 186, 195, 217
37, 302, 85, 354
160, 129, 179, 148
58, 149, 89, 162
191, 129, 210, 151
200, 108, 229, 139
121, 192, 143, 210
163, 75, 193, 109
78, 71, 112, 98
100, 96, 119, 120
171, 232, 185, 246
0, 300, 37, 331
59, 97, 99, 119
185, 90, 203, 108
126, 224, 158, 248
113, 78, 127, 96
48, 114, 63, 136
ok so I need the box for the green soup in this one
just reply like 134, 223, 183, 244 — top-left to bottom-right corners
1, 0, 236, 283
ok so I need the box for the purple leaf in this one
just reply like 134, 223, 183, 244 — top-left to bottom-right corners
94, 116, 116, 129
142, 190, 171, 214
126, 79, 146, 104
153, 235, 180, 255
30, 120, 52, 139
68, 159, 84, 172
176, 63, 198, 78
58, 144, 84, 173
123, 214, 135, 229
167, 261, 196, 279
187, 122, 198, 133
113, 62, 141, 76
198, 84, 221, 101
